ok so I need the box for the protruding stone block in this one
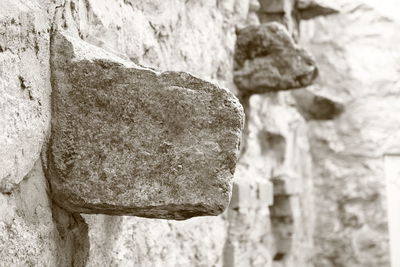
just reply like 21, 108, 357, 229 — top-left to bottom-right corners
234, 22, 318, 94
292, 89, 344, 120
47, 31, 244, 220
297, 0, 339, 20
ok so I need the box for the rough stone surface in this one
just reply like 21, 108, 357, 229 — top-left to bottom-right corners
48, 31, 244, 220
234, 22, 318, 94
0, 0, 51, 193
0, 158, 89, 267
52, 204, 90, 267
2, 0, 397, 266
0, 2, 90, 266
0, 159, 58, 266
60, 0, 315, 265
300, 1, 400, 265
0, 0, 327, 266
50, 1, 259, 266
84, 214, 228, 267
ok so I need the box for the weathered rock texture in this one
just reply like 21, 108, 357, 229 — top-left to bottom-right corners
0, 158, 89, 267
54, 0, 317, 265
300, 1, 399, 266
234, 22, 318, 94
0, 1, 90, 266
0, 0, 51, 193
4, 0, 390, 266
48, 31, 244, 220
51, 0, 250, 265
0, 159, 58, 266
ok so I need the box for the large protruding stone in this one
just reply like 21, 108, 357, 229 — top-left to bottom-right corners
47, 31, 244, 220
234, 22, 318, 94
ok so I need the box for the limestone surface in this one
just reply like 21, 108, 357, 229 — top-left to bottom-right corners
234, 22, 318, 94
48, 31, 244, 220
0, 0, 51, 193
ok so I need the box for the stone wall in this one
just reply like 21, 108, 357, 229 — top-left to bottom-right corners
298, 1, 400, 266
72, 1, 318, 266
2, 0, 393, 266
0, 1, 88, 266
0, 0, 317, 266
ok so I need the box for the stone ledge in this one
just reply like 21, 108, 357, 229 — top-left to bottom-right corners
47, 31, 244, 220
234, 22, 318, 94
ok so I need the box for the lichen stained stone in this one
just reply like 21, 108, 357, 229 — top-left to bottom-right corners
48, 31, 244, 220
234, 22, 318, 94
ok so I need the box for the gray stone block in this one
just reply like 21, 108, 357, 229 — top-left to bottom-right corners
47, 31, 244, 220
234, 22, 318, 94
297, 0, 339, 20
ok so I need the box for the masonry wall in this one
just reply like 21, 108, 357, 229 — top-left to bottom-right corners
0, 0, 359, 266
72, 1, 316, 266
298, 1, 400, 266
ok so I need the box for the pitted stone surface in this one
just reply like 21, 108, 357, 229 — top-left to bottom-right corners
234, 22, 318, 94
0, 1, 51, 193
48, 31, 244, 220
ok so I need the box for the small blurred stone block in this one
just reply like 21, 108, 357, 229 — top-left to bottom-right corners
272, 171, 300, 196
259, 0, 294, 13
257, 180, 274, 206
229, 182, 252, 209
297, 0, 339, 20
